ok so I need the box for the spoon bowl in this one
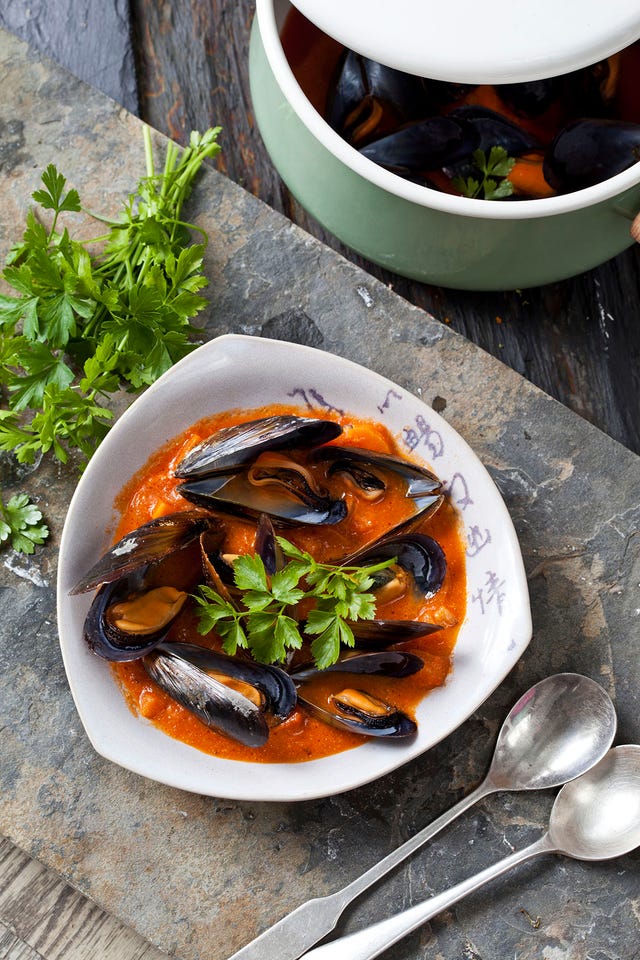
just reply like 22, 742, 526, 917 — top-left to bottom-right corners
487, 672, 618, 791
550, 744, 640, 860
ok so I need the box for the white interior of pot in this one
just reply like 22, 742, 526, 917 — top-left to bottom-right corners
258, 0, 640, 221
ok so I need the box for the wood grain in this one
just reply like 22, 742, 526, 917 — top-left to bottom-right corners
0, 838, 167, 960
130, 0, 640, 454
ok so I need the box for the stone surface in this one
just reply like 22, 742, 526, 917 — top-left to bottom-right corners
0, 0, 138, 115
0, 27, 638, 960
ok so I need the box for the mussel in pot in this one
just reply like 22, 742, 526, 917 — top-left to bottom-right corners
543, 118, 640, 192
327, 51, 428, 147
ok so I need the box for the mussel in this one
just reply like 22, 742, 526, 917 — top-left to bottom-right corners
290, 650, 424, 681
359, 116, 478, 176
144, 647, 270, 747
343, 533, 447, 604
328, 51, 428, 147
174, 415, 342, 480
175, 416, 348, 526
75, 511, 212, 661
347, 618, 442, 649
156, 642, 297, 720
312, 445, 443, 535
70, 510, 212, 595
83, 570, 188, 661
297, 687, 417, 738
499, 78, 564, 117
448, 105, 541, 157
543, 118, 640, 192
178, 453, 347, 526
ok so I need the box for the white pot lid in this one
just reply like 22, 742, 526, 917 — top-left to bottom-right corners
291, 0, 640, 84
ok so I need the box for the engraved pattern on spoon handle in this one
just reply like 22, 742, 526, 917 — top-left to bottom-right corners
227, 780, 491, 960
299, 833, 557, 960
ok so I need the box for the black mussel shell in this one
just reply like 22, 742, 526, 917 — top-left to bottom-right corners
312, 446, 442, 527
360, 116, 479, 175
290, 650, 423, 681
447, 105, 540, 160
348, 619, 443, 649
255, 513, 284, 574
543, 118, 640, 193
344, 533, 446, 601
297, 687, 417, 738
174, 416, 342, 480
314, 445, 440, 495
144, 649, 269, 747
158, 642, 297, 720
328, 50, 428, 145
71, 510, 212, 595
83, 570, 185, 662
498, 78, 563, 117
178, 467, 347, 526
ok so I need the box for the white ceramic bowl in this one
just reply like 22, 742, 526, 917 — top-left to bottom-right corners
57, 335, 532, 801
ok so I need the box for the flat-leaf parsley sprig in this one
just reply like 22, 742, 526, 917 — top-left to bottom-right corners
0, 126, 221, 467
193, 536, 395, 670
452, 146, 516, 200
0, 493, 49, 555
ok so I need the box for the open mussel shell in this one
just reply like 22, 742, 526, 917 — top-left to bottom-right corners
144, 648, 269, 747
312, 445, 442, 528
70, 510, 212, 595
297, 687, 417, 738
83, 569, 186, 662
290, 650, 424, 682
343, 533, 447, 602
178, 461, 347, 526
158, 642, 297, 720
174, 415, 342, 480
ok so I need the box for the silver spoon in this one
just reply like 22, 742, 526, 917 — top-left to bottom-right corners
229, 673, 616, 960
299, 745, 640, 960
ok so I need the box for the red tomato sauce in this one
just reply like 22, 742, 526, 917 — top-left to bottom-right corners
110, 405, 467, 763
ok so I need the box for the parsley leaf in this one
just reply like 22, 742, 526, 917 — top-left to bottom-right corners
452, 146, 516, 200
193, 538, 395, 669
0, 493, 49, 554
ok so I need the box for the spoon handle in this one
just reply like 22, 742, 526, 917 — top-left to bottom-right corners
227, 781, 491, 960
298, 833, 556, 960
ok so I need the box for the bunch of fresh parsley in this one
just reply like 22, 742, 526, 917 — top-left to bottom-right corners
193, 537, 395, 669
0, 126, 220, 553
452, 146, 516, 200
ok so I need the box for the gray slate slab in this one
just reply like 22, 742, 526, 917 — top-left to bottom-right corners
0, 27, 638, 960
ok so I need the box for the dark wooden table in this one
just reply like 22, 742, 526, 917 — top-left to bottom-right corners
2, 0, 639, 455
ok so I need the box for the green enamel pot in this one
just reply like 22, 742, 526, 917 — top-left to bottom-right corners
249, 0, 640, 291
